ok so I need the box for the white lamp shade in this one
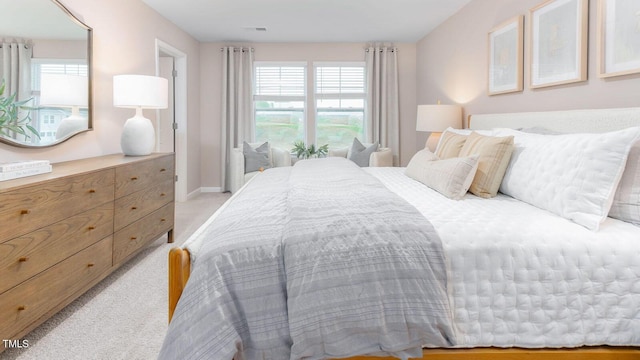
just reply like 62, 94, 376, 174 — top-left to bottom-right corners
39, 74, 88, 108
416, 104, 462, 132
113, 75, 168, 109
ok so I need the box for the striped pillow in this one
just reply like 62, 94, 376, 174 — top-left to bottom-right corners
458, 132, 514, 198
609, 142, 640, 225
435, 131, 467, 159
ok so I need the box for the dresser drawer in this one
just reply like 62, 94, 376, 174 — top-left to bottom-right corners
0, 204, 114, 294
0, 169, 115, 243
0, 236, 112, 340
113, 203, 174, 265
115, 155, 174, 198
114, 179, 174, 231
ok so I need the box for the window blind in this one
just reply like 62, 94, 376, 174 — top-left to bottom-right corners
315, 66, 365, 96
254, 66, 305, 97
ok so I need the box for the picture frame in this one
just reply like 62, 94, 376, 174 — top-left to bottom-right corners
597, 0, 640, 78
488, 15, 524, 95
529, 0, 588, 89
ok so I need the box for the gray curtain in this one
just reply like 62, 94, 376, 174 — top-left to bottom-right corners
365, 46, 400, 165
0, 40, 32, 99
220, 46, 254, 192
0, 40, 33, 141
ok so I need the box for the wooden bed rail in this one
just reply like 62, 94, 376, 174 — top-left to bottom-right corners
349, 347, 640, 360
168, 247, 191, 323
167, 247, 639, 359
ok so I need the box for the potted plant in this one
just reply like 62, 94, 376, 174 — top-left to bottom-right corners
0, 81, 39, 139
292, 141, 329, 159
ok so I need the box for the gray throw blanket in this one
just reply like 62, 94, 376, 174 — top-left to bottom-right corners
159, 158, 455, 360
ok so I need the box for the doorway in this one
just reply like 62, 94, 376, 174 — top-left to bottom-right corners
155, 39, 187, 202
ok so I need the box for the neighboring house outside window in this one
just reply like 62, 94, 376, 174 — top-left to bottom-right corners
31, 60, 88, 143
253, 61, 366, 151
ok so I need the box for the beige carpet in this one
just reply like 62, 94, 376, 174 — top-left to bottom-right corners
2, 192, 231, 360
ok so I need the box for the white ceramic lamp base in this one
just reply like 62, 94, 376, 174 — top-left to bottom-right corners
56, 107, 87, 140
121, 108, 155, 156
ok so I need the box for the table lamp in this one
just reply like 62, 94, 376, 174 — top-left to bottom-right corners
39, 74, 88, 140
416, 103, 462, 152
113, 74, 168, 156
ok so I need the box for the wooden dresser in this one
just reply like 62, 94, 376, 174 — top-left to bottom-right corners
0, 153, 175, 349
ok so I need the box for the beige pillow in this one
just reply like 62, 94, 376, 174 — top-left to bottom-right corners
459, 132, 514, 198
435, 131, 467, 159
405, 149, 479, 200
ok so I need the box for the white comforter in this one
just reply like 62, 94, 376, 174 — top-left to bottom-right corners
159, 158, 455, 360
367, 167, 640, 348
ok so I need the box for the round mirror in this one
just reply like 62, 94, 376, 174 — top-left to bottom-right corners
0, 0, 92, 148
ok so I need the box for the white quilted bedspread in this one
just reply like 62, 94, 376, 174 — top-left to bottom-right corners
367, 167, 640, 348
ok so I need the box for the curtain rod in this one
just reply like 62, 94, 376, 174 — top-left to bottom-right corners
219, 47, 394, 53
0, 44, 31, 49
365, 48, 397, 53
0, 39, 32, 49
220, 47, 254, 52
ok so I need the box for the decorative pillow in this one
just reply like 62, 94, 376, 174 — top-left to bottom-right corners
347, 138, 379, 167
435, 131, 467, 159
243, 141, 272, 173
458, 132, 514, 199
494, 127, 640, 231
608, 141, 640, 225
405, 149, 479, 200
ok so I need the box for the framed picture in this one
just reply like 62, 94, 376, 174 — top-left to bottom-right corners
529, 0, 588, 89
488, 15, 524, 95
598, 0, 640, 78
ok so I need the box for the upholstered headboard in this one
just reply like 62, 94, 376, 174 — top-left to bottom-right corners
468, 107, 640, 133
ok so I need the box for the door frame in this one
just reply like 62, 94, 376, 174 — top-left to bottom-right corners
155, 39, 187, 202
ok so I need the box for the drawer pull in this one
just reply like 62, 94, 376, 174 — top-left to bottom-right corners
87, 263, 95, 268
160, 168, 167, 172
160, 193, 166, 197
131, 206, 138, 210
160, 218, 166, 222
18, 306, 26, 311
130, 236, 137, 241
20, 209, 31, 215
88, 226, 96, 230
131, 176, 138, 181
88, 189, 96, 194
18, 257, 28, 262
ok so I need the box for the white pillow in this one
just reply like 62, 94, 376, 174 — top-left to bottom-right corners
405, 149, 479, 200
494, 127, 640, 230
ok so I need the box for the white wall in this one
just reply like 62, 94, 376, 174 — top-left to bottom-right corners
416, 0, 640, 146
0, 0, 202, 196
199, 42, 418, 189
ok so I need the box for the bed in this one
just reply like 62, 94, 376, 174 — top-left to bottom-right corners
160, 108, 640, 360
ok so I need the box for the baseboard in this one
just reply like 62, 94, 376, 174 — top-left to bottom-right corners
183, 187, 223, 201
200, 187, 223, 193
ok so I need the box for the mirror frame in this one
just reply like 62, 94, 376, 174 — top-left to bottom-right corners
1, 0, 93, 148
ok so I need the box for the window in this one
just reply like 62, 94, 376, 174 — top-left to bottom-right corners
253, 61, 366, 151
253, 63, 306, 150
314, 64, 366, 149
31, 59, 88, 139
